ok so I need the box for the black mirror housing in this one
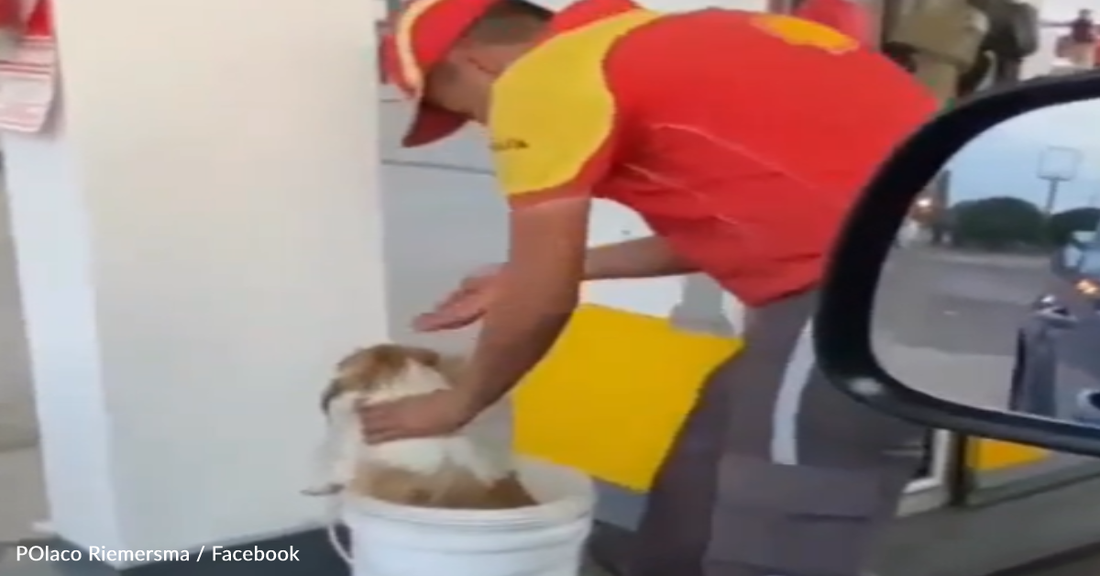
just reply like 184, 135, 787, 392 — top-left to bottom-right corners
814, 70, 1100, 457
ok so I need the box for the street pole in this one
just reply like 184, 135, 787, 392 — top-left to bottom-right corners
1038, 146, 1082, 215
1042, 176, 1065, 215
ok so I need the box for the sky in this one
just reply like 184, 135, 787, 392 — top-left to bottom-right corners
949, 102, 1100, 212
946, 0, 1100, 213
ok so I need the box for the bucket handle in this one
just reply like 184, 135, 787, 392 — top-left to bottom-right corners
327, 522, 354, 565
303, 488, 354, 566
325, 494, 354, 565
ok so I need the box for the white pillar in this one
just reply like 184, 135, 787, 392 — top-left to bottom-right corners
6, 0, 383, 557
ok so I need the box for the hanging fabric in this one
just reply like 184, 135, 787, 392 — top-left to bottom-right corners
0, 0, 59, 133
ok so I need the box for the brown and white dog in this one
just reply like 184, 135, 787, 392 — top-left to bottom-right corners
308, 344, 536, 510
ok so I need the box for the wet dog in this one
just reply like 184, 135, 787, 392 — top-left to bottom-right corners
308, 344, 537, 509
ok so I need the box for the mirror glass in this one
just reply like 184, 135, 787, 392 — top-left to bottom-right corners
874, 101, 1100, 437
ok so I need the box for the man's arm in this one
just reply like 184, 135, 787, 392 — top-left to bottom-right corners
457, 38, 649, 409
584, 236, 698, 280
457, 199, 589, 411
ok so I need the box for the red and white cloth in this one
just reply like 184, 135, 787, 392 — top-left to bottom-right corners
0, 0, 57, 133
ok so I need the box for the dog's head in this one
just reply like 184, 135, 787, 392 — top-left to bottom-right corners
320, 344, 462, 414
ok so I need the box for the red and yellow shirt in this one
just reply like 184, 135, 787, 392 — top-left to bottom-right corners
489, 0, 937, 307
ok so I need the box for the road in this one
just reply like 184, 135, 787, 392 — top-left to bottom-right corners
874, 247, 1051, 410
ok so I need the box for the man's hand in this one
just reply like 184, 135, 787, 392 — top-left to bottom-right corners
413, 265, 502, 332
358, 389, 479, 443
413, 235, 693, 333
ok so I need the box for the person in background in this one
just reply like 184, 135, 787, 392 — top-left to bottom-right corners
362, 0, 937, 575
1048, 9, 1097, 68
795, 0, 874, 44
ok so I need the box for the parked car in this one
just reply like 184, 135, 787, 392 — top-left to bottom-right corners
1010, 232, 1100, 422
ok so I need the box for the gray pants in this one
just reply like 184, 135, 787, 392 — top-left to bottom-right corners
629, 289, 926, 576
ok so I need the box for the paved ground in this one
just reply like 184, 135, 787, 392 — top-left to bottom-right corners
0, 543, 608, 576
874, 247, 1051, 409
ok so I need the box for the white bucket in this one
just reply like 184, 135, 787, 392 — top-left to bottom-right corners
333, 458, 595, 576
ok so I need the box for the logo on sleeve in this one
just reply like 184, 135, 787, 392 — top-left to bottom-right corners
490, 137, 529, 152
752, 14, 858, 54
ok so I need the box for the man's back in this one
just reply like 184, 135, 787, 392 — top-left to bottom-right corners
606, 9, 932, 203
489, 3, 936, 304
601, 9, 937, 303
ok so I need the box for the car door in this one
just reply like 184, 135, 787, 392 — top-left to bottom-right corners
1012, 240, 1088, 417
1044, 242, 1100, 422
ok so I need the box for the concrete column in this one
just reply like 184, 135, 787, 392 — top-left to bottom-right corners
7, 0, 383, 559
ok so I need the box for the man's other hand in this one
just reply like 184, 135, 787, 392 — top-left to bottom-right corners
413, 265, 502, 332
358, 389, 479, 443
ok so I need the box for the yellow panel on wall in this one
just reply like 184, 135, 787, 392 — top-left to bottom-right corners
968, 438, 1048, 471
513, 303, 742, 492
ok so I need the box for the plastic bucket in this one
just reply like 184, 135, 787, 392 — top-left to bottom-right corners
335, 458, 595, 576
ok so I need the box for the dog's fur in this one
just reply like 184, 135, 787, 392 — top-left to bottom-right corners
311, 344, 537, 509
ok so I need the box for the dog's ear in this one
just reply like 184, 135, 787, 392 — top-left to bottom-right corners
320, 379, 343, 414
333, 344, 423, 393
335, 347, 370, 374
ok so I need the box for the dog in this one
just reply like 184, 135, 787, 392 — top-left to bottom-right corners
308, 343, 537, 510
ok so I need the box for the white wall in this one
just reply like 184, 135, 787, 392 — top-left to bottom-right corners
9, 0, 384, 558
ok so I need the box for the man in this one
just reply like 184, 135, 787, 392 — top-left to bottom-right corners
1050, 8, 1097, 68
363, 1, 937, 575
1069, 9, 1096, 67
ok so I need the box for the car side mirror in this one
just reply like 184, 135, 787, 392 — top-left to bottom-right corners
814, 70, 1100, 456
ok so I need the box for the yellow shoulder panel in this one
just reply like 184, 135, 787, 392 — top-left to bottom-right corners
489, 9, 660, 198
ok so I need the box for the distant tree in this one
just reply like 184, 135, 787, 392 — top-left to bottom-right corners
950, 196, 1045, 249
1046, 207, 1100, 245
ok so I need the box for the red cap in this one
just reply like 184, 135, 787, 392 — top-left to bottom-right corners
380, 0, 499, 147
